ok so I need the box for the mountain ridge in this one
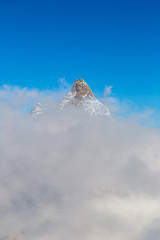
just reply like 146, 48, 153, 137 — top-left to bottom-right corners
31, 79, 111, 117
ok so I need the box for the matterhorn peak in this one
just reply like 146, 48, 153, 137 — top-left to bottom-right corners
60, 79, 95, 108
60, 79, 111, 117
71, 79, 95, 100
31, 79, 111, 118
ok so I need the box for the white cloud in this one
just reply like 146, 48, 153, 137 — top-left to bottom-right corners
104, 85, 113, 97
0, 86, 160, 240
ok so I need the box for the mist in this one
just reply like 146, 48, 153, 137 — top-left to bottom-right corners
0, 86, 160, 240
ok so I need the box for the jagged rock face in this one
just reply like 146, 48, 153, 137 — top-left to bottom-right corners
71, 79, 95, 100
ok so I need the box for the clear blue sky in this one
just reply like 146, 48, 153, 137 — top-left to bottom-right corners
0, 0, 160, 110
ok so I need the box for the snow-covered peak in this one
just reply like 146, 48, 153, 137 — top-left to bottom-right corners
31, 102, 44, 117
60, 79, 111, 117
31, 79, 111, 118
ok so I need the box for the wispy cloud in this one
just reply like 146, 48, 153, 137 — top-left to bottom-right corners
104, 85, 113, 97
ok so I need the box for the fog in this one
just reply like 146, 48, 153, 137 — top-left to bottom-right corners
0, 86, 160, 240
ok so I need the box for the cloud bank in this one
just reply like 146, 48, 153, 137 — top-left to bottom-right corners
0, 86, 160, 240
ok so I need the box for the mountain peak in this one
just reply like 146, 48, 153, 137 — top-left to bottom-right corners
31, 79, 111, 118
60, 79, 111, 117
71, 79, 95, 100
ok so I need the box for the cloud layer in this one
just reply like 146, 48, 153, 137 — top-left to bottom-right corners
0, 86, 160, 240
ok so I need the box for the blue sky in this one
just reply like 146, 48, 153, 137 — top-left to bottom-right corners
0, 0, 160, 111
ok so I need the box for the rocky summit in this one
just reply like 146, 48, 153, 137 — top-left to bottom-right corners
60, 79, 111, 116
60, 79, 95, 108
71, 79, 95, 100
31, 79, 111, 117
